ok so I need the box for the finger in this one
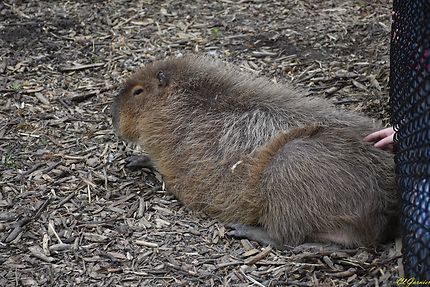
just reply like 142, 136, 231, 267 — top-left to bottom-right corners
365, 127, 394, 141
374, 134, 394, 148
364, 127, 394, 142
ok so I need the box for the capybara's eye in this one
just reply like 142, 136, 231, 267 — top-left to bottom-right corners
131, 86, 144, 96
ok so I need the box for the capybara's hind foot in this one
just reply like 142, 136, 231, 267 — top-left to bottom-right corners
226, 223, 280, 248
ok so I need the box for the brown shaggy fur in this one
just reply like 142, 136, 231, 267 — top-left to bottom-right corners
112, 55, 399, 248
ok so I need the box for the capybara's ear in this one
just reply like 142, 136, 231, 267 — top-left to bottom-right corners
156, 71, 168, 87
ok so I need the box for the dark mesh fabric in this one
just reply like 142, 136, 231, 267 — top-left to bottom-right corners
390, 0, 430, 278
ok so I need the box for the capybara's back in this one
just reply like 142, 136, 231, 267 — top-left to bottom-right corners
112, 55, 399, 248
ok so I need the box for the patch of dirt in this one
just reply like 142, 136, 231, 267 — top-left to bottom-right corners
1, 0, 399, 286
0, 22, 44, 46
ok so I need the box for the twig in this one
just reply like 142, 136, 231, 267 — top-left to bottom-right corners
3, 197, 51, 243
59, 63, 105, 72
240, 270, 266, 287
245, 246, 272, 265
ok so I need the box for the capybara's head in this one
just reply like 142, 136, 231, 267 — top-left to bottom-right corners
112, 59, 177, 142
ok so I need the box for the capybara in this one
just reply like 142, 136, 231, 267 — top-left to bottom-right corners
112, 55, 399, 248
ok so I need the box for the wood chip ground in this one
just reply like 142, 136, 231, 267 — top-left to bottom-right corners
1, 0, 400, 286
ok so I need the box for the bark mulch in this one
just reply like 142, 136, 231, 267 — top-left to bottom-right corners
1, 0, 400, 286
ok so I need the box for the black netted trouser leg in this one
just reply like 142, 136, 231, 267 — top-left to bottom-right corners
390, 1, 430, 278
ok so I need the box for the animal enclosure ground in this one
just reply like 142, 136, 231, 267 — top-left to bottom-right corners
0, 0, 400, 286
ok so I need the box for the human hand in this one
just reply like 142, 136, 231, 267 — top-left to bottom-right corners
364, 127, 395, 152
